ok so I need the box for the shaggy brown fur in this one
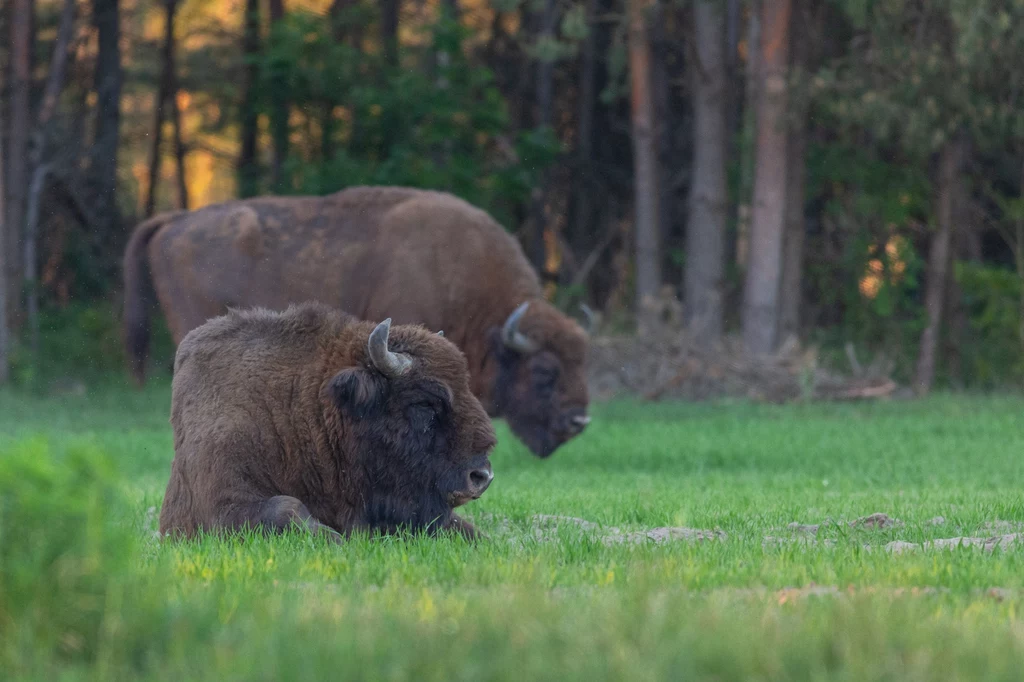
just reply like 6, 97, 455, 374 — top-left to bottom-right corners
158, 302, 496, 540
124, 186, 590, 458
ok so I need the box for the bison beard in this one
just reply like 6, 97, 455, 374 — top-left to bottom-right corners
158, 303, 496, 541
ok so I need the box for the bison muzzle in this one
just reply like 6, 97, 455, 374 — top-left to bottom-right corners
158, 302, 497, 541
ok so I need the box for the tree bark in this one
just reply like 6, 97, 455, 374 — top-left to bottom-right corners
685, 0, 728, 347
381, 0, 400, 68
735, 0, 760, 270
741, 0, 791, 356
0, 87, 9, 384
629, 0, 662, 317
91, 0, 123, 238
7, 0, 34, 328
170, 71, 189, 210
23, 0, 76, 356
778, 122, 807, 341
238, 0, 262, 198
778, 2, 811, 342
913, 137, 966, 396
527, 0, 558, 275
145, 0, 180, 218
573, 0, 598, 252
268, 0, 289, 192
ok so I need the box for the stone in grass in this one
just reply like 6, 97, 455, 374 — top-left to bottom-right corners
850, 513, 903, 530
884, 534, 1022, 554
786, 523, 821, 535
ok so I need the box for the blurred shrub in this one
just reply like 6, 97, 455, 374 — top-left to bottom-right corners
955, 262, 1024, 387
9, 301, 175, 387
0, 438, 136, 664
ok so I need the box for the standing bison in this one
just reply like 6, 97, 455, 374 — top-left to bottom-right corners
159, 302, 496, 541
124, 186, 591, 458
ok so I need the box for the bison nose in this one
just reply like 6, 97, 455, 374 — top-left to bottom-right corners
467, 464, 493, 496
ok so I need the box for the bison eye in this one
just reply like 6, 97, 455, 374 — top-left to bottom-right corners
408, 403, 437, 434
532, 365, 559, 390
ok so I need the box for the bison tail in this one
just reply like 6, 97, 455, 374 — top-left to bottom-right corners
122, 213, 172, 387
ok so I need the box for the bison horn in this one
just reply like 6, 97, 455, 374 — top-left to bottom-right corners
367, 318, 412, 378
437, 330, 444, 337
501, 302, 539, 354
579, 303, 597, 335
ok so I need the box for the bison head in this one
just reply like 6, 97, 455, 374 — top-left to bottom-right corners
490, 300, 591, 459
325, 318, 496, 535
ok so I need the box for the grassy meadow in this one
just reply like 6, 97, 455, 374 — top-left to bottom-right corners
2, 383, 1024, 680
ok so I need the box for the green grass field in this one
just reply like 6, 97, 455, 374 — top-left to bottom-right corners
3, 384, 1024, 680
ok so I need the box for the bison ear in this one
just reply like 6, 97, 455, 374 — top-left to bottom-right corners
327, 368, 387, 418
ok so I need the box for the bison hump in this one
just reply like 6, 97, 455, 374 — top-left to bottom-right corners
229, 206, 265, 259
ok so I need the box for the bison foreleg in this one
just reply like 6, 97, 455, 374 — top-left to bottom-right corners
445, 515, 486, 542
232, 495, 344, 543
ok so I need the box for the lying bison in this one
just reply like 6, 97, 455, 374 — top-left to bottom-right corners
159, 302, 496, 541
124, 186, 591, 458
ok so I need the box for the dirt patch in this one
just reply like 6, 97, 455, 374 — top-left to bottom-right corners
587, 291, 899, 403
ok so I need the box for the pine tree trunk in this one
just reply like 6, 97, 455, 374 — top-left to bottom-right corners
735, 0, 760, 270
685, 0, 728, 347
268, 0, 289, 193
91, 0, 123, 240
381, 0, 400, 68
527, 0, 557, 276
6, 0, 33, 328
573, 0, 598, 254
913, 137, 966, 396
778, 123, 807, 342
238, 0, 262, 198
145, 0, 178, 218
0, 95, 9, 384
23, 0, 75, 357
629, 0, 662, 318
778, 0, 814, 343
741, 0, 792, 356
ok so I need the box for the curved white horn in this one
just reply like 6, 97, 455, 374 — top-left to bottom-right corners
367, 318, 412, 378
501, 302, 539, 354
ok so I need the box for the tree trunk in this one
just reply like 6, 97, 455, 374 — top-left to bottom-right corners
778, 2, 810, 343
381, 0, 400, 68
913, 137, 966, 396
572, 0, 598, 253
735, 0, 760, 270
778, 123, 807, 341
268, 0, 289, 193
238, 0, 262, 198
650, 1, 672, 277
23, 0, 76, 357
629, 0, 662, 317
741, 0, 791, 356
0, 89, 9, 385
170, 73, 189, 210
722, 0, 741, 271
685, 0, 728, 347
91, 0, 123, 238
6, 0, 33, 328
527, 0, 557, 275
145, 0, 180, 218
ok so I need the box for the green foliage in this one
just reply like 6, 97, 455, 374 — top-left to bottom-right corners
0, 438, 135, 664
9, 302, 175, 389
251, 10, 559, 228
805, 141, 929, 376
955, 262, 1024, 387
